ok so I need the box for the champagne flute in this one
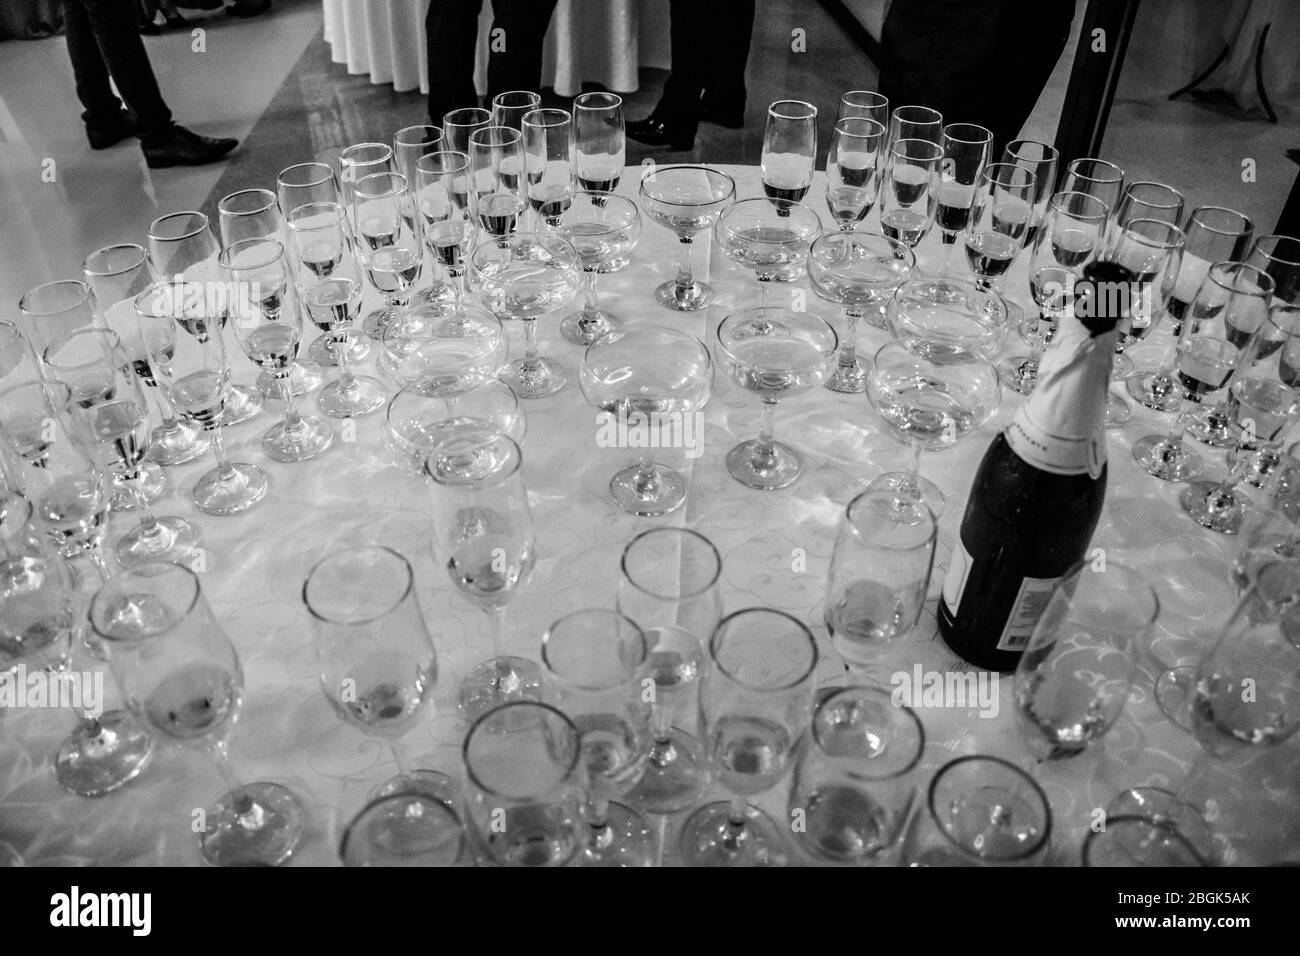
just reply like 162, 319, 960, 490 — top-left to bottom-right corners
441, 107, 491, 154
936, 123, 993, 275
1114, 181, 1185, 230
1248, 234, 1300, 304
715, 197, 822, 308
425, 430, 539, 720
0, 320, 35, 387
540, 608, 652, 867
491, 89, 541, 131
638, 164, 736, 312
522, 108, 575, 229
468, 125, 528, 245
553, 191, 641, 345
351, 170, 425, 342
963, 162, 1035, 294
337, 141, 394, 209
1237, 302, 1300, 489
887, 104, 943, 148
678, 607, 819, 867
761, 100, 818, 212
824, 117, 886, 231
838, 89, 889, 125
16, 279, 100, 363
276, 161, 339, 220
221, 237, 335, 461
91, 561, 306, 866
573, 91, 625, 194
1000, 139, 1060, 330
395, 125, 453, 306
879, 138, 942, 250
133, 281, 269, 515
1060, 157, 1125, 218
617, 527, 723, 815
414, 150, 476, 305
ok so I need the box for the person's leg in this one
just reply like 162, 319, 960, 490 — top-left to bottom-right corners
427, 0, 483, 124
980, 0, 1074, 157
62, 0, 130, 134
700, 0, 753, 126
78, 0, 173, 141
879, 0, 999, 122
486, 0, 558, 101
655, 0, 705, 122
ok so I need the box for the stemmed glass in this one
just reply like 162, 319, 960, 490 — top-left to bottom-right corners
999, 190, 1108, 394
1060, 157, 1125, 216
1013, 561, 1157, 761
414, 150, 476, 304
289, 201, 390, 417
617, 527, 723, 815
1114, 181, 1185, 229
678, 608, 819, 867
1082, 816, 1209, 867
84, 243, 210, 466
145, 212, 262, 426
425, 431, 539, 720
824, 489, 936, 670
1248, 234, 1300, 304
336, 142, 394, 208
824, 117, 886, 230
716, 308, 837, 489
276, 161, 339, 219
887, 104, 943, 147
579, 326, 713, 516
339, 793, 463, 867
573, 91, 625, 193
385, 380, 522, 477
379, 299, 506, 397
91, 561, 306, 866
305, 545, 454, 802
522, 108, 575, 228
351, 170, 425, 341
963, 162, 1035, 294
1129, 206, 1254, 410
1001, 139, 1060, 328
17, 279, 99, 362
468, 230, 580, 399
541, 608, 652, 867
0, 320, 33, 386
638, 165, 736, 312
133, 281, 269, 516
393, 124, 444, 184
442, 107, 491, 155
879, 138, 942, 250
886, 275, 1008, 359
469, 125, 528, 245
761, 100, 818, 210
809, 231, 914, 393
461, 701, 585, 867
492, 90, 542, 131
715, 197, 823, 308
553, 191, 641, 345
220, 237, 335, 461
935, 123, 993, 275
837, 89, 889, 125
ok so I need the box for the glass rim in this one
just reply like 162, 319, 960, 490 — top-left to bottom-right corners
423, 431, 523, 487
146, 210, 210, 243
461, 700, 582, 799
941, 122, 993, 145
493, 90, 542, 107
217, 188, 277, 218
539, 608, 648, 690
1052, 559, 1161, 628
637, 164, 736, 204
833, 116, 886, 139
567, 189, 639, 220
843, 487, 937, 550
1186, 205, 1253, 238
810, 229, 914, 265
573, 91, 622, 110
394, 124, 444, 147
1251, 233, 1300, 267
1081, 814, 1209, 867
926, 754, 1052, 861
468, 124, 522, 148
1049, 189, 1109, 222
385, 379, 518, 432
841, 89, 888, 107
521, 107, 571, 129
339, 143, 393, 169
718, 197, 821, 242
767, 99, 817, 121
715, 304, 837, 361
353, 170, 410, 200
1123, 181, 1184, 209
217, 235, 286, 271
90, 559, 203, 646
415, 150, 471, 175
443, 107, 491, 126
619, 526, 723, 601
41, 325, 123, 370
889, 137, 942, 162
1066, 156, 1124, 183
0, 317, 22, 342
82, 243, 148, 279
0, 377, 70, 408
18, 279, 94, 316
708, 607, 819, 691
302, 545, 415, 626
891, 104, 942, 123
337, 792, 461, 864
981, 161, 1035, 189
1114, 217, 1186, 250
1005, 138, 1059, 163
1206, 259, 1274, 297
277, 161, 335, 188
287, 200, 347, 229
812, 685, 926, 778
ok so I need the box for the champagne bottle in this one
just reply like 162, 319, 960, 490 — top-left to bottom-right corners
937, 261, 1133, 671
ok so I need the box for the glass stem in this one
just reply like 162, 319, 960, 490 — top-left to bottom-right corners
278, 373, 303, 433
389, 739, 412, 779
333, 334, 357, 388
757, 277, 769, 308
588, 795, 613, 849
633, 449, 659, 498
722, 795, 749, 849
129, 470, 161, 539
758, 399, 777, 455
941, 233, 955, 274
209, 422, 236, 479
486, 605, 508, 661
840, 309, 861, 368
210, 740, 255, 817
583, 269, 600, 315
676, 236, 694, 291
522, 318, 540, 368
905, 438, 925, 494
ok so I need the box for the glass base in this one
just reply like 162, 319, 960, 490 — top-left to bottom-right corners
1180, 480, 1250, 534
310, 333, 370, 367
1107, 787, 1216, 864
199, 781, 305, 867
1155, 666, 1196, 731
262, 415, 334, 462
655, 278, 713, 312
826, 358, 866, 393
1105, 392, 1132, 428
148, 420, 208, 466
500, 356, 566, 400
583, 801, 654, 867
560, 308, 621, 346
412, 283, 453, 306
55, 710, 154, 797
362, 306, 401, 341
1132, 434, 1203, 482
458, 656, 542, 722
679, 801, 789, 867
865, 470, 946, 519
318, 376, 388, 418
1126, 369, 1182, 413
610, 462, 687, 516
110, 463, 166, 511
998, 354, 1038, 395
369, 770, 461, 809
725, 438, 802, 490
221, 385, 263, 426
626, 729, 708, 815
114, 515, 201, 570
1184, 407, 1235, 448
258, 362, 321, 399
192, 461, 269, 516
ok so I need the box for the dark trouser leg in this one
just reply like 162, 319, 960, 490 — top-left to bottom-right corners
984, 0, 1074, 157
655, 0, 704, 123
69, 0, 173, 139
62, 0, 124, 124
879, 0, 998, 121
486, 0, 559, 102
426, 0, 483, 124
701, 0, 754, 115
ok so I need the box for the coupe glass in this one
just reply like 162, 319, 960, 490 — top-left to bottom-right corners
809, 230, 913, 393
837, 89, 889, 125
414, 150, 476, 304
678, 607, 818, 867
886, 275, 1008, 360
541, 608, 652, 867
715, 197, 822, 307
761, 100, 818, 208
442, 107, 491, 154
553, 191, 641, 345
522, 107, 575, 228
878, 138, 942, 250
92, 561, 305, 866
339, 792, 463, 867
573, 91, 625, 193
824, 117, 886, 231
638, 164, 736, 311
468, 230, 580, 399
491, 89, 541, 131
385, 380, 523, 477
1114, 180, 1185, 230
379, 299, 506, 398
935, 123, 993, 275
617, 527, 723, 815
351, 171, 424, 341
578, 326, 713, 516
715, 308, 837, 489
468, 125, 528, 244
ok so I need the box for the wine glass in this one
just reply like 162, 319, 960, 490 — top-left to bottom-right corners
716, 308, 838, 490
573, 91, 625, 193
639, 164, 736, 311
522, 108, 575, 228
414, 150, 476, 305
963, 162, 1035, 295
1001, 139, 1061, 329
617, 527, 723, 815
1132, 262, 1275, 482
1248, 234, 1300, 305
91, 561, 306, 866
16, 280, 99, 362
379, 298, 506, 398
837, 89, 889, 125
761, 100, 818, 210
133, 281, 269, 516
553, 191, 641, 346
351, 170, 425, 342
441, 107, 491, 154
216, 188, 281, 246
824, 489, 936, 671
825, 117, 886, 231
936, 123, 993, 275
540, 608, 652, 867
1082, 815, 1210, 867
1129, 206, 1254, 410
1013, 561, 1157, 761
999, 190, 1108, 394
787, 685, 925, 865
289, 201, 390, 418
491, 89, 541, 131
468, 230, 580, 399
1059, 157, 1125, 217
425, 430, 539, 719
83, 243, 209, 467
886, 275, 1009, 360
715, 197, 823, 308
865, 339, 1001, 517
339, 792, 464, 867
678, 607, 819, 867
809, 231, 913, 393
276, 161, 339, 220
1114, 181, 1185, 230
305, 545, 454, 802
902, 755, 1052, 866
879, 138, 942, 250
578, 326, 713, 516
336, 141, 394, 209
461, 701, 585, 867
221, 237, 335, 462
384, 380, 523, 477
468, 125, 528, 245
886, 104, 943, 148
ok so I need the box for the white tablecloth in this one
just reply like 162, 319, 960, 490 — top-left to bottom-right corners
2, 165, 1299, 866
321, 0, 671, 97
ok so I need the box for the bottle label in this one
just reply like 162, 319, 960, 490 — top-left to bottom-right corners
1004, 417, 1105, 478
995, 575, 1062, 652
941, 538, 973, 615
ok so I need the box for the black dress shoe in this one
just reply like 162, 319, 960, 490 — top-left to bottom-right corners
86, 110, 136, 150
626, 116, 696, 150
699, 103, 746, 129
142, 125, 238, 168
227, 0, 271, 17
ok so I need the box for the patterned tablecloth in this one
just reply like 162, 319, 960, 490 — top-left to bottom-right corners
2, 164, 1298, 866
